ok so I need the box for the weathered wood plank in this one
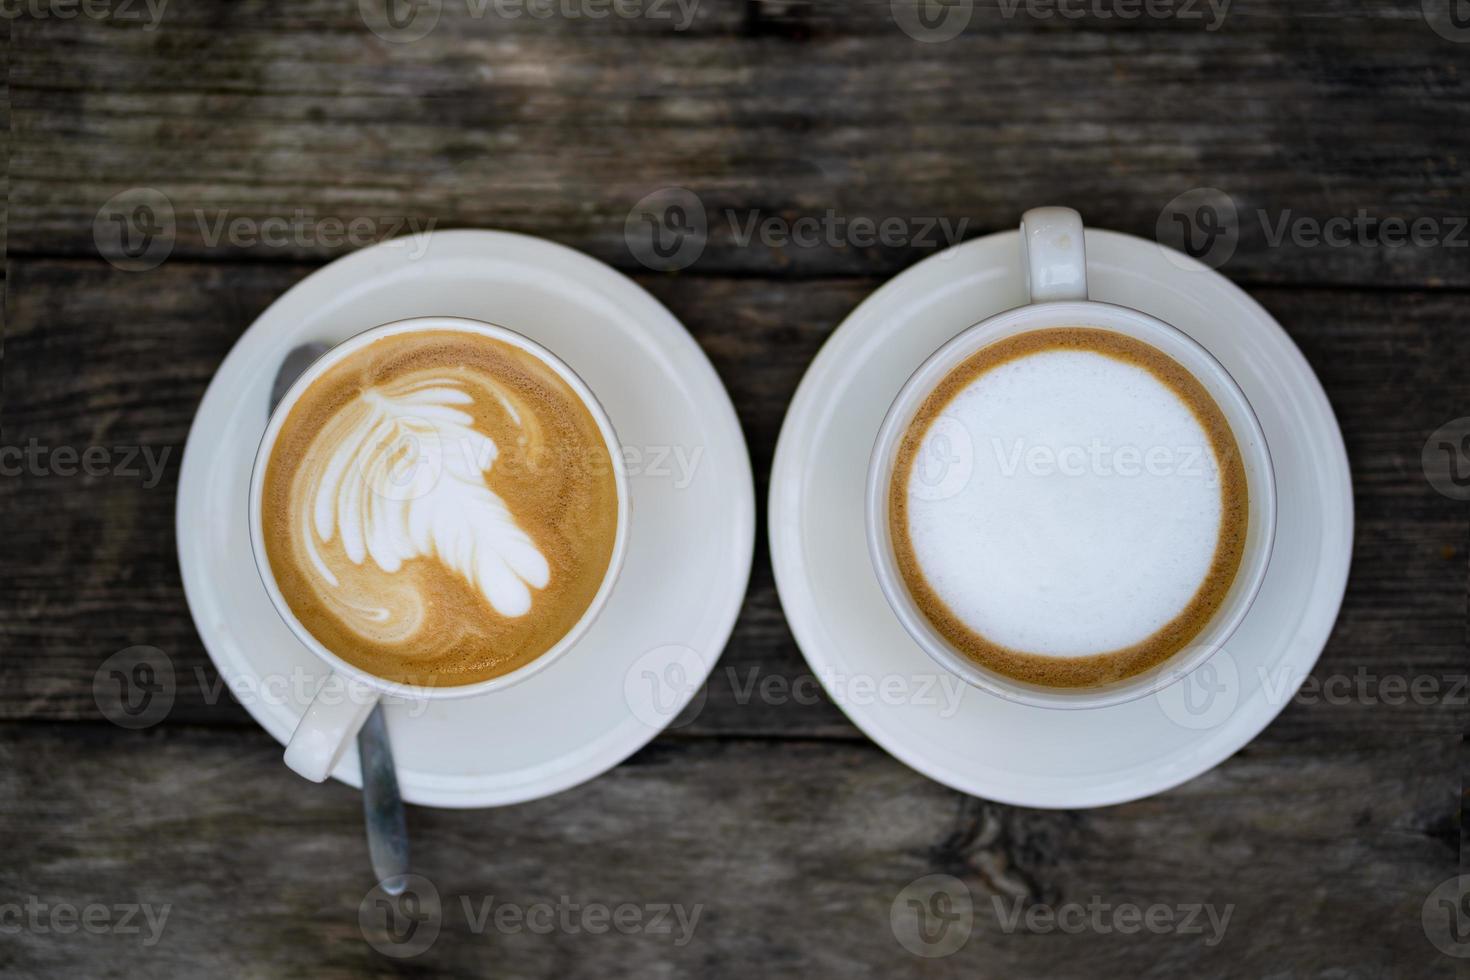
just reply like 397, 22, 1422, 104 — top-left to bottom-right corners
0, 722, 1456, 978
0, 257, 1464, 744
10, 1, 1469, 285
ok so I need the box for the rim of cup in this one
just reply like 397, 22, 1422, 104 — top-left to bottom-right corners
866, 299, 1278, 711
246, 315, 631, 703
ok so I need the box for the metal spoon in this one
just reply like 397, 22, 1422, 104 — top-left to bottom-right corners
271, 342, 409, 896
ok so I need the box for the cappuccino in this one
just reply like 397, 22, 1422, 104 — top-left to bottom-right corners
888, 328, 1247, 687
261, 329, 620, 687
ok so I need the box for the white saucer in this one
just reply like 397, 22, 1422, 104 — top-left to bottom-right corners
177, 231, 754, 808
769, 228, 1353, 809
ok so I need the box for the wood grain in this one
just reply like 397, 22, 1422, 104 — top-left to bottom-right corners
0, 257, 1463, 747
10, 1, 1469, 284
0, 723, 1457, 979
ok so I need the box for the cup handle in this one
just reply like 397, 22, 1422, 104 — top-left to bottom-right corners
1020, 207, 1089, 302
284, 671, 379, 782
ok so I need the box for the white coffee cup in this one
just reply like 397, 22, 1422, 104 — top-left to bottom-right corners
248, 316, 630, 781
866, 207, 1276, 710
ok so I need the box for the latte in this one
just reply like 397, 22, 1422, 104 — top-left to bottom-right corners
888, 328, 1248, 688
261, 329, 620, 687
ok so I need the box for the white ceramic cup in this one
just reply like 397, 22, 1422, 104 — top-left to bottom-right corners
866, 207, 1277, 710
249, 316, 630, 781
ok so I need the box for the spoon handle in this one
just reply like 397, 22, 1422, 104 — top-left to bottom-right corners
359, 705, 410, 895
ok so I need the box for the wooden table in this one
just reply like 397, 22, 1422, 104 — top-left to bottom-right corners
2, 3, 1466, 976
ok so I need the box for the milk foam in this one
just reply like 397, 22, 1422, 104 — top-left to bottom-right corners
904, 349, 1223, 657
303, 374, 551, 633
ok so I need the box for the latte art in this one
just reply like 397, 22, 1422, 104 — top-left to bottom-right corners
303, 371, 552, 632
262, 330, 620, 687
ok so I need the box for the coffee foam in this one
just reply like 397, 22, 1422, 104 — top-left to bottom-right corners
889, 328, 1247, 688
262, 330, 619, 687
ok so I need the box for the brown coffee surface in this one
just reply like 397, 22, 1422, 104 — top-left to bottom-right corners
888, 327, 1249, 688
262, 329, 619, 687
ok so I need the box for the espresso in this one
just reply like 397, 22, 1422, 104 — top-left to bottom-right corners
261, 330, 619, 687
888, 328, 1247, 688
